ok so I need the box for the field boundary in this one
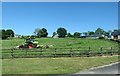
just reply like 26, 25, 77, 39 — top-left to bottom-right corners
1, 46, 119, 59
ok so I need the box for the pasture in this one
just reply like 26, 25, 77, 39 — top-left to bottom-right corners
1, 38, 119, 74
2, 38, 118, 49
2, 38, 118, 58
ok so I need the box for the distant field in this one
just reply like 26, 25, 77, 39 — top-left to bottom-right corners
2, 38, 118, 49
2, 56, 118, 74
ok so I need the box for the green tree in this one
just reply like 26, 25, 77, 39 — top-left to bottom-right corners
0, 30, 2, 39
57, 27, 67, 38
1, 29, 7, 39
1, 29, 15, 39
37, 28, 48, 37
52, 32, 57, 37
6, 29, 14, 37
67, 33, 73, 37
95, 28, 106, 35
73, 32, 81, 38
41, 28, 48, 37
89, 31, 95, 35
33, 28, 40, 36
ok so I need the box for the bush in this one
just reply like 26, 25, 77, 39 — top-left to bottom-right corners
98, 37, 105, 39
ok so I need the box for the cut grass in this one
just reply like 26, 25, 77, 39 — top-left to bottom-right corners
2, 56, 119, 74
2, 38, 118, 49
2, 38, 119, 74
2, 38, 118, 57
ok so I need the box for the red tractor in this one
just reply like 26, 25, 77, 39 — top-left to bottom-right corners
16, 38, 40, 49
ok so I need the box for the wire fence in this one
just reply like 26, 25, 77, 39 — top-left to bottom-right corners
1, 46, 119, 59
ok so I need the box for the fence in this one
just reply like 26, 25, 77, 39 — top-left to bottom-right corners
1, 47, 119, 59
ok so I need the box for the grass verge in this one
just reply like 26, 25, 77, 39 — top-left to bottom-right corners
2, 55, 119, 74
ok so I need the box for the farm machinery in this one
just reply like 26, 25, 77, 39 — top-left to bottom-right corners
16, 37, 53, 49
16, 38, 40, 49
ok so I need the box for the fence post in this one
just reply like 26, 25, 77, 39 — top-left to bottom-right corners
119, 46, 120, 55
11, 49, 14, 59
54, 48, 56, 57
87, 47, 90, 57
110, 47, 113, 56
70, 48, 72, 57
25, 49, 27, 58
40, 49, 43, 57
100, 47, 103, 56
89, 47, 91, 57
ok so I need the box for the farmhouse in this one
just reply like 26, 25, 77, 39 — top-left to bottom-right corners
104, 35, 111, 39
111, 30, 120, 40
14, 34, 21, 38
82, 34, 105, 39
53, 34, 59, 38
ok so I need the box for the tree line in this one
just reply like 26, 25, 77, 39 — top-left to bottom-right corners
32, 27, 116, 38
0, 27, 119, 39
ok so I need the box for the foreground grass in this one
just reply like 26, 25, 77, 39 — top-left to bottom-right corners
2, 56, 119, 74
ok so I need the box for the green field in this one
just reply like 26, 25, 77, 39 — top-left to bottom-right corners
2, 38, 118, 58
2, 38, 119, 74
2, 56, 118, 74
2, 38, 118, 49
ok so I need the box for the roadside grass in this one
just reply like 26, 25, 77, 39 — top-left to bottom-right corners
2, 56, 119, 74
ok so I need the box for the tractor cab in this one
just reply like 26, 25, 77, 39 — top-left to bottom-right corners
26, 38, 35, 44
17, 38, 40, 49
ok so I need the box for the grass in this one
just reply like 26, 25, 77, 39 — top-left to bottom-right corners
2, 38, 118, 58
37, 38, 118, 48
2, 38, 119, 74
2, 38, 118, 49
2, 56, 119, 74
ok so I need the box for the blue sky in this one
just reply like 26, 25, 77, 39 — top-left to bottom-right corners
2, 2, 118, 36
